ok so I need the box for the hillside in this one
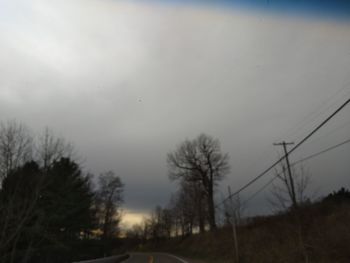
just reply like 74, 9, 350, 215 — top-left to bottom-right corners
137, 196, 350, 263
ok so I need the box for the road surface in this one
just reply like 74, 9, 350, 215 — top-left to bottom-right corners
123, 253, 188, 263
74, 254, 128, 263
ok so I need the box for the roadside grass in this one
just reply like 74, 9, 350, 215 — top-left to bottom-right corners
139, 201, 350, 263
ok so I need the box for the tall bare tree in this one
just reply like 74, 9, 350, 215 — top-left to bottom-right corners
167, 133, 230, 231
0, 120, 33, 182
96, 171, 124, 240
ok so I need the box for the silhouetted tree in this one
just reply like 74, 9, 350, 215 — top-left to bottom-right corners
184, 180, 207, 233
125, 224, 144, 240
9, 157, 95, 263
269, 163, 312, 263
167, 134, 230, 231
323, 187, 350, 203
0, 122, 108, 262
143, 206, 174, 241
223, 193, 244, 227
0, 161, 43, 263
95, 171, 124, 241
174, 188, 196, 236
36, 127, 74, 170
41, 158, 95, 240
270, 164, 311, 211
169, 182, 205, 236
0, 120, 33, 183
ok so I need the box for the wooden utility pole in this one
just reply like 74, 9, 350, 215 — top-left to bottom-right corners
273, 141, 297, 209
228, 186, 239, 263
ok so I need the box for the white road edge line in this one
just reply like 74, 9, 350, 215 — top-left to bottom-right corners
160, 253, 189, 263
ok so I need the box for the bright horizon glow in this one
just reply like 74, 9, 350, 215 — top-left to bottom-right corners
121, 210, 147, 229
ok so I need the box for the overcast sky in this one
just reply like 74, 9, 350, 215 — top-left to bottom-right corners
1, 0, 350, 227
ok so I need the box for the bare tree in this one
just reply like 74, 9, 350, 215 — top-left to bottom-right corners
223, 193, 244, 227
142, 205, 175, 241
149, 206, 163, 241
186, 180, 207, 233
171, 188, 196, 237
167, 133, 230, 231
35, 127, 74, 170
96, 171, 124, 240
0, 120, 33, 182
172, 180, 207, 234
0, 141, 35, 260
161, 208, 173, 239
141, 216, 152, 241
269, 163, 312, 263
270, 163, 311, 211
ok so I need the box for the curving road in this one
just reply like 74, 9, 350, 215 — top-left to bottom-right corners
123, 253, 188, 263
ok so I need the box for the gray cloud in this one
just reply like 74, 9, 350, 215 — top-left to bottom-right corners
1, 0, 350, 216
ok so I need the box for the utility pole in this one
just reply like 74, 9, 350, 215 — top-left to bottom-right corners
228, 186, 239, 263
273, 141, 298, 209
274, 142, 309, 263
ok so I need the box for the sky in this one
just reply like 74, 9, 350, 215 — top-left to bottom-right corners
1, 0, 350, 227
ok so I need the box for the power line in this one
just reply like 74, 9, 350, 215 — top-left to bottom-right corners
216, 97, 350, 209
288, 98, 350, 156
306, 119, 350, 146
225, 89, 350, 195
239, 175, 278, 209
224, 137, 350, 210
278, 83, 350, 142
292, 138, 350, 166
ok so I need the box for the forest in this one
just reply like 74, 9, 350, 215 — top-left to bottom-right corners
0, 121, 124, 262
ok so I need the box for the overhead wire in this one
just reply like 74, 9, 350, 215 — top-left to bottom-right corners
278, 83, 350, 142
220, 137, 350, 211
216, 97, 350, 209
303, 118, 350, 146
292, 138, 350, 166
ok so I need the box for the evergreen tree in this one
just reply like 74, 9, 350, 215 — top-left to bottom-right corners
41, 158, 95, 240
0, 158, 97, 263
0, 161, 43, 262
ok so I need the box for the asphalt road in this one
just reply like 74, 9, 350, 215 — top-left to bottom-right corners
74, 254, 128, 263
123, 253, 188, 263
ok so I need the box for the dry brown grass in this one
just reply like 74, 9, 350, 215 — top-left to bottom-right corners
141, 201, 350, 263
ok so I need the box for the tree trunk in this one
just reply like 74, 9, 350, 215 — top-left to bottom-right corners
198, 202, 205, 233
207, 187, 216, 231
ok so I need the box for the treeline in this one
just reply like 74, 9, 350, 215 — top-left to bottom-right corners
0, 121, 124, 263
